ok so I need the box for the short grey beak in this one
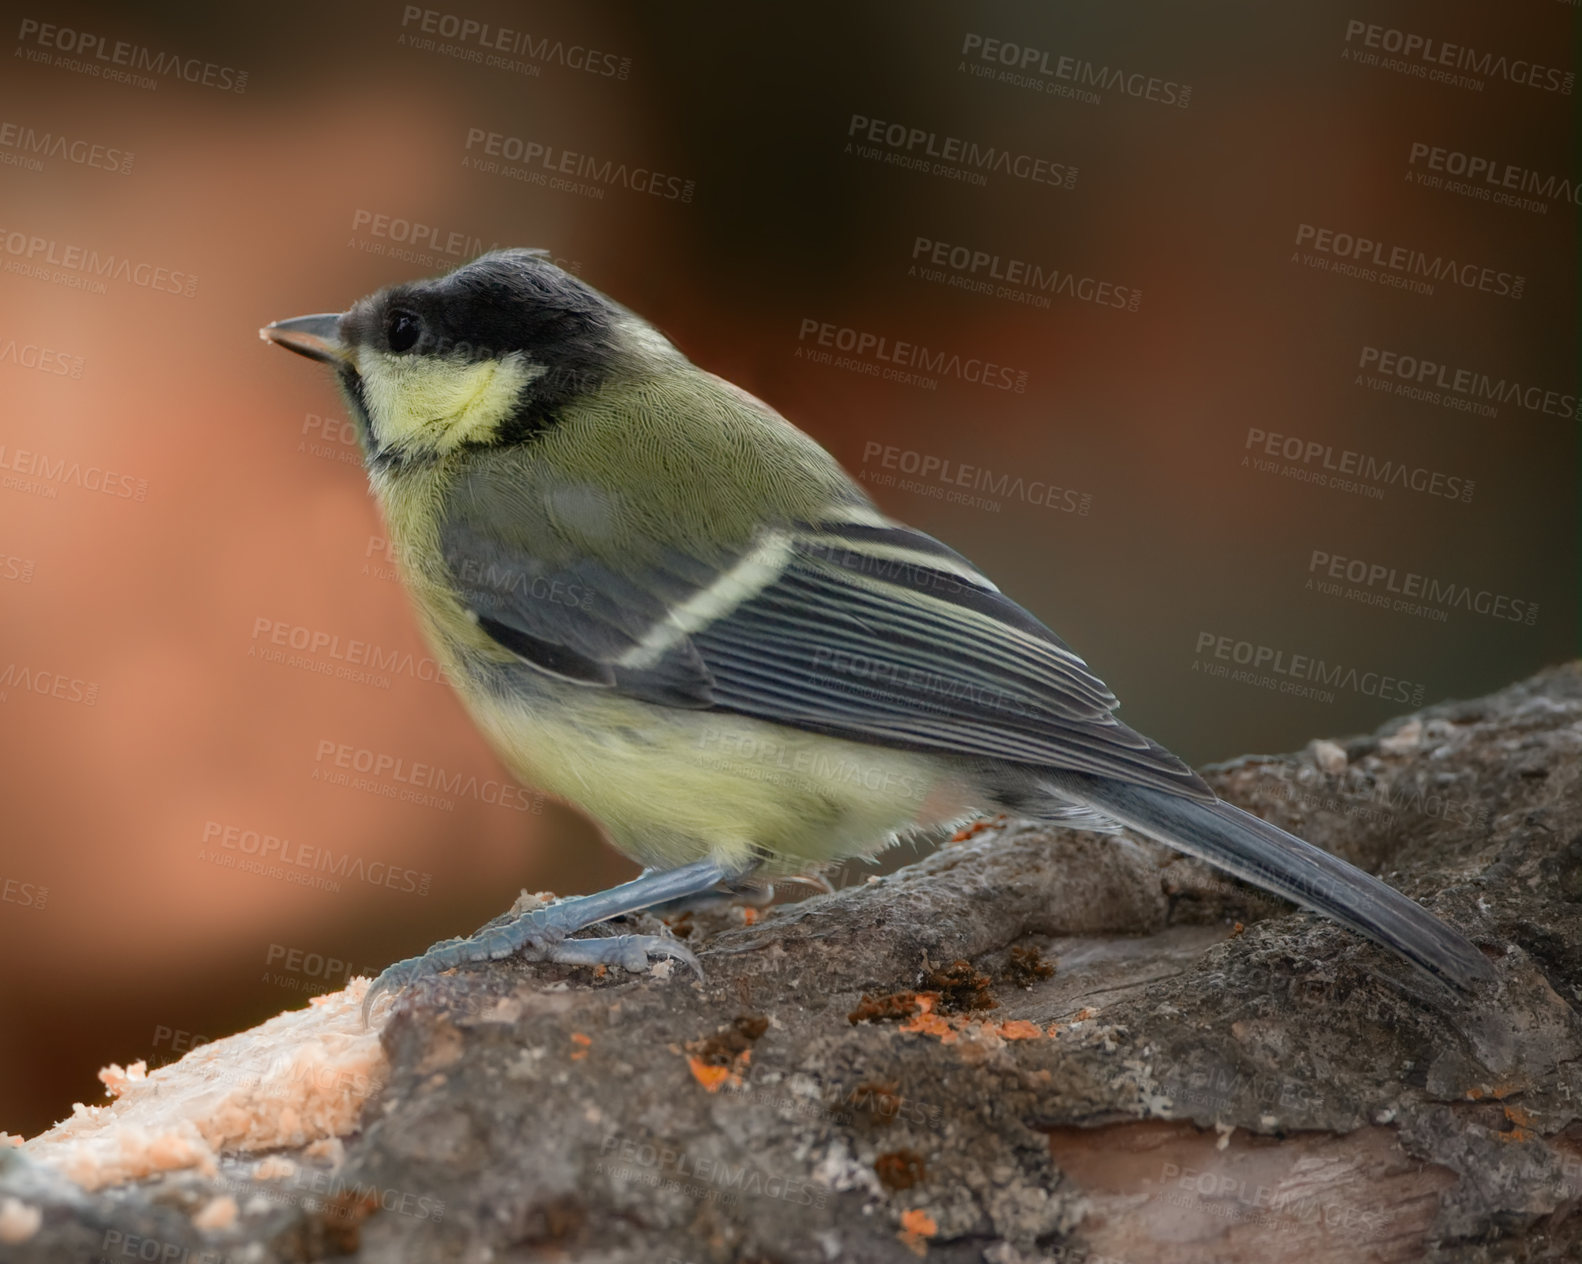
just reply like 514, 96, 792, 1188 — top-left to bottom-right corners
260, 312, 350, 365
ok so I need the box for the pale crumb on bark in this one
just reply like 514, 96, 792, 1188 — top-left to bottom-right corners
1308, 739, 1347, 774
478, 996, 525, 1023
302, 1136, 345, 1165
19, 979, 386, 1191
0, 1197, 42, 1243
507, 889, 555, 916
192, 1195, 238, 1231
99, 1060, 146, 1097
1378, 718, 1423, 754
251, 1155, 296, 1180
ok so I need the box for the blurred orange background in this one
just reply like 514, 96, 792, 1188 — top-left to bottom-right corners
0, 0, 1574, 1136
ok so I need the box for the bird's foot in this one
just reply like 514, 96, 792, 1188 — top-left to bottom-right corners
361, 913, 699, 1025
360, 856, 739, 1025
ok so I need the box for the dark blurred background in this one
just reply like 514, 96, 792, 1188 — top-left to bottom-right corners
0, 1, 1574, 1136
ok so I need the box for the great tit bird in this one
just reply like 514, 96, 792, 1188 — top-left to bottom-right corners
261, 249, 1492, 1019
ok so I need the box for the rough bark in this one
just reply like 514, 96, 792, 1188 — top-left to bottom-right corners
4, 664, 1581, 1263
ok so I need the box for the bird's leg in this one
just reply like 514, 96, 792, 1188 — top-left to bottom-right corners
362, 856, 751, 1024
645, 863, 836, 918
644, 858, 769, 917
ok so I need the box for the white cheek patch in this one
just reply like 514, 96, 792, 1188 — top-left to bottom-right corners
358, 348, 544, 454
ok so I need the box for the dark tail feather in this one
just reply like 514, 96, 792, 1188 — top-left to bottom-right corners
1046, 772, 1494, 992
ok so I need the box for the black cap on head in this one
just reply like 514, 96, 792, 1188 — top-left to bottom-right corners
343, 249, 629, 397
267, 250, 676, 459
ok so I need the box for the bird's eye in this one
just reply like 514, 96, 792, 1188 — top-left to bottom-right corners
385, 309, 422, 353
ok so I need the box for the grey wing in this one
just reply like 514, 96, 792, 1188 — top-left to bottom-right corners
442, 514, 720, 707
441, 493, 1209, 799
687, 522, 1211, 798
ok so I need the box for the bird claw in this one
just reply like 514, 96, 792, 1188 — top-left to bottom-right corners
551, 932, 702, 978
361, 956, 424, 1027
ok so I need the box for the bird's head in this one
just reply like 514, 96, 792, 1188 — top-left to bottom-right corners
261, 249, 679, 463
